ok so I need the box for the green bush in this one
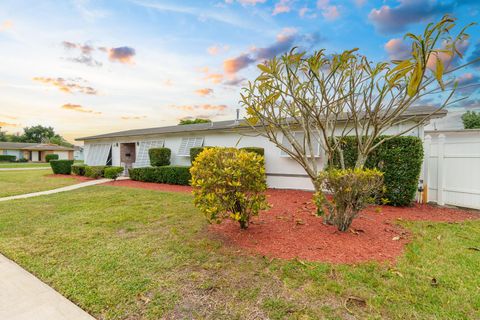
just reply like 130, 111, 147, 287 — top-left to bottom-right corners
45, 154, 59, 162
190, 147, 208, 164
240, 147, 265, 157
129, 166, 191, 185
331, 136, 423, 206
16, 158, 28, 163
50, 160, 74, 175
315, 168, 384, 231
104, 166, 124, 180
0, 155, 16, 162
462, 110, 480, 129
190, 147, 269, 229
149, 148, 171, 166
72, 164, 86, 176
85, 166, 107, 179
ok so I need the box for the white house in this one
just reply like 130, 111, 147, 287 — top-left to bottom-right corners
76, 106, 446, 190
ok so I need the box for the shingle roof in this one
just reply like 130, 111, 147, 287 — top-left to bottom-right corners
0, 142, 74, 151
76, 105, 447, 141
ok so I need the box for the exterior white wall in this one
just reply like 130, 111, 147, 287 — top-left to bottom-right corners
54, 151, 69, 160
31, 151, 39, 162
83, 121, 421, 191
423, 130, 480, 209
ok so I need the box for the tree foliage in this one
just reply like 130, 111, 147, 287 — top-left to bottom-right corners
0, 125, 73, 147
461, 110, 480, 129
178, 118, 211, 125
190, 147, 269, 229
240, 15, 476, 231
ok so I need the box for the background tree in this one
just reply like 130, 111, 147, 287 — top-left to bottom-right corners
179, 118, 211, 125
22, 125, 56, 143
0, 127, 7, 142
461, 110, 480, 129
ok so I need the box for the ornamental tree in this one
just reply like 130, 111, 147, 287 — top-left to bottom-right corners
240, 16, 477, 231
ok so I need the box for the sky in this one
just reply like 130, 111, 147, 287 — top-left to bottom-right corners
0, 0, 479, 143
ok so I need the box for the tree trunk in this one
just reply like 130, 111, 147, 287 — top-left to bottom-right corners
355, 153, 367, 169
239, 219, 249, 229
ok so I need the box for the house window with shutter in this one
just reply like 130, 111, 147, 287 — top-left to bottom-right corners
178, 137, 204, 156
280, 132, 320, 157
135, 140, 165, 168
86, 144, 112, 165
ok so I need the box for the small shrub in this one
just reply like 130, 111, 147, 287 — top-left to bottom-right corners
85, 166, 107, 179
189, 147, 206, 164
315, 168, 384, 231
330, 135, 423, 206
45, 154, 59, 162
190, 147, 269, 229
16, 158, 28, 163
50, 160, 74, 175
240, 147, 265, 157
104, 166, 124, 180
72, 164, 86, 176
0, 155, 16, 162
462, 110, 480, 129
129, 166, 191, 185
149, 148, 171, 166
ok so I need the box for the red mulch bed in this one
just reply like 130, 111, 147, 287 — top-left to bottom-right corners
46, 174, 93, 182
98, 180, 480, 264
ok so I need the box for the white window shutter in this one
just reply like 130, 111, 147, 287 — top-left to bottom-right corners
178, 137, 204, 156
86, 144, 111, 165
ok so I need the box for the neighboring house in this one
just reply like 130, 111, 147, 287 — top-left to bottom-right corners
74, 146, 84, 161
425, 106, 480, 131
76, 106, 446, 190
0, 142, 75, 162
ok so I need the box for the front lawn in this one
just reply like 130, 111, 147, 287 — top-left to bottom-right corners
0, 160, 83, 168
0, 186, 478, 319
0, 169, 80, 197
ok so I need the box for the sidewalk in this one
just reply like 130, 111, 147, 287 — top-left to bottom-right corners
0, 179, 111, 202
0, 254, 95, 320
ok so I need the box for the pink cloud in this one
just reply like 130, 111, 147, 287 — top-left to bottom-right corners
272, 0, 292, 15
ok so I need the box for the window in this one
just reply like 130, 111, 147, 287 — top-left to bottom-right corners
178, 137, 204, 156
135, 140, 165, 168
86, 144, 112, 165
280, 132, 320, 157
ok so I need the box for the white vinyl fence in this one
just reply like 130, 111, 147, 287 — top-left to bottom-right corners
423, 129, 480, 210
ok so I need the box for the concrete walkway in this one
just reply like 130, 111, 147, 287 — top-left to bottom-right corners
0, 254, 95, 320
0, 179, 110, 202
0, 167, 50, 171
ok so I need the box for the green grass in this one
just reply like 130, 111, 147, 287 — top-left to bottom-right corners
0, 160, 83, 168
0, 169, 80, 197
0, 186, 478, 319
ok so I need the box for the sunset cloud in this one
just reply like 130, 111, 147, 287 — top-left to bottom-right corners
207, 44, 229, 55
317, 0, 339, 21
108, 46, 136, 64
226, 0, 266, 6
385, 38, 411, 60
0, 121, 19, 127
195, 88, 214, 96
62, 103, 101, 114
172, 104, 228, 112
33, 77, 97, 95
272, 0, 292, 15
121, 115, 147, 120
0, 20, 13, 32
204, 73, 224, 84
224, 53, 256, 74
368, 0, 452, 34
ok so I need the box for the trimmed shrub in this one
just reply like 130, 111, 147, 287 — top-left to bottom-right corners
129, 166, 191, 185
104, 166, 124, 180
149, 148, 171, 166
45, 154, 59, 162
315, 168, 384, 231
0, 155, 16, 162
50, 160, 74, 175
85, 166, 107, 179
72, 164, 86, 176
16, 158, 28, 163
240, 147, 265, 157
190, 147, 269, 229
331, 135, 423, 206
190, 146, 209, 164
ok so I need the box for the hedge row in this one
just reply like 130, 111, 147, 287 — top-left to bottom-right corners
72, 164, 123, 179
0, 155, 16, 162
45, 154, 59, 162
129, 166, 191, 185
331, 136, 423, 206
50, 160, 74, 174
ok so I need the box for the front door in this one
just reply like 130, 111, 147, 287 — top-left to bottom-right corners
120, 143, 136, 174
